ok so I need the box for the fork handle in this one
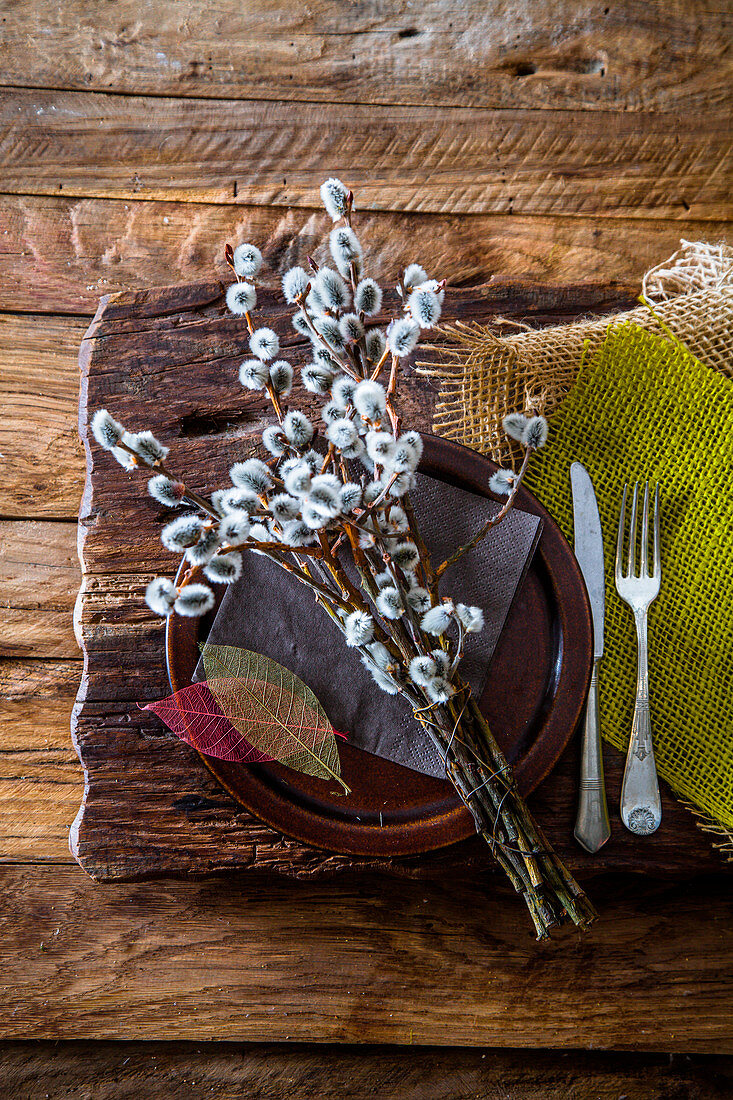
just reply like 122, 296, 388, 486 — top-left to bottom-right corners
621, 612, 662, 835
574, 659, 611, 852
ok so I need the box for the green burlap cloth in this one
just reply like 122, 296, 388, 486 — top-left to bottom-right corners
525, 319, 733, 831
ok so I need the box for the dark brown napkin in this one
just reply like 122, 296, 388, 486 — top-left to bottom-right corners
194, 474, 542, 778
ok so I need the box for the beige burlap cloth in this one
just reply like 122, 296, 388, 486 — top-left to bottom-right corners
419, 241, 733, 467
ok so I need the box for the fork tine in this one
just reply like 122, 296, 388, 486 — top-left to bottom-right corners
616, 484, 627, 583
627, 482, 639, 577
640, 481, 649, 576
653, 483, 661, 578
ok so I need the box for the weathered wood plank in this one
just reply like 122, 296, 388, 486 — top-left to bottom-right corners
4, 195, 731, 315
0, 661, 81, 862
0, 704, 80, 859
0, 1, 730, 114
0, 89, 729, 219
0, 863, 731, 1048
1, 1040, 731, 1098
0, 658, 81, 701
0, 521, 79, 657
1, 204, 728, 523
0, 313, 86, 518
2, 195, 730, 315
6, 198, 726, 518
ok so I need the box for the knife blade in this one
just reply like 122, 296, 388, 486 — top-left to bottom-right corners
571, 462, 605, 659
570, 461, 611, 852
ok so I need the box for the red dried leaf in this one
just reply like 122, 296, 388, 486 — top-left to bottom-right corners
143, 679, 274, 763
201, 645, 349, 791
143, 677, 347, 767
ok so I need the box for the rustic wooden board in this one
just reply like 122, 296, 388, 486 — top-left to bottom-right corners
72, 277, 728, 885
1, 1041, 732, 1097
1, 89, 729, 220
1, 863, 731, 1048
1, 0, 730, 114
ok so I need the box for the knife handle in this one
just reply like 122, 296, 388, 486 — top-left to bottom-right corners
574, 659, 611, 853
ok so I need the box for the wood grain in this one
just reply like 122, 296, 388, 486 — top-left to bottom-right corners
0, 705, 80, 859
0, 864, 731, 1048
1, 1041, 732, 1099
0, 313, 87, 518
1, 1, 730, 114
0, 0, 730, 1072
0, 521, 79, 657
3, 194, 729, 315
0, 658, 81, 702
1, 89, 729, 219
0, 662, 80, 862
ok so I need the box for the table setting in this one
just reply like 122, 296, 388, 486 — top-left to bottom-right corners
75, 187, 732, 940
2, 1, 732, 1090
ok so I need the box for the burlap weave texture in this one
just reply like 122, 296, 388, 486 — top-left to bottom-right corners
420, 241, 733, 467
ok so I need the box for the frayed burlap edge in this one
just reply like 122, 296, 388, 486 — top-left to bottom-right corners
680, 803, 733, 863
418, 241, 733, 467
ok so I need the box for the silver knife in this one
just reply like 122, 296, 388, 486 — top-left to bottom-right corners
571, 462, 611, 852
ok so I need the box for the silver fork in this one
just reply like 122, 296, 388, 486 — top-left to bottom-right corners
615, 482, 662, 836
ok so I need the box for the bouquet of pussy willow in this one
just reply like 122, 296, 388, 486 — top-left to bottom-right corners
91, 178, 595, 938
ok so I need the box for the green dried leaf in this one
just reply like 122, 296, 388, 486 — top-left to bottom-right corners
201, 643, 349, 793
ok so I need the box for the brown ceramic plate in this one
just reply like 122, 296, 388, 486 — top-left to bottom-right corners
167, 434, 592, 858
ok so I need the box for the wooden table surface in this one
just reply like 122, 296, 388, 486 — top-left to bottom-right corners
1, 2, 732, 1095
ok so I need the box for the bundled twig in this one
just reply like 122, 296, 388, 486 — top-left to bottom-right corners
91, 178, 596, 938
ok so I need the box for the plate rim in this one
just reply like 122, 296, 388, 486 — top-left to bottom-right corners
167, 433, 593, 857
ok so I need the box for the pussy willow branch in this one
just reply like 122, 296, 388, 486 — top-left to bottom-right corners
239, 540, 322, 558
369, 345, 391, 382
374, 539, 430, 656
294, 291, 360, 381
291, 537, 412, 669
350, 471, 401, 527
433, 446, 533, 583
266, 382, 285, 422
317, 529, 366, 608
428, 690, 596, 937
255, 550, 352, 611
150, 235, 587, 934
113, 440, 219, 520
401, 495, 435, 594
